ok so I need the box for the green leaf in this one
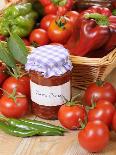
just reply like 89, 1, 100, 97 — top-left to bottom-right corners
8, 33, 28, 65
0, 42, 16, 68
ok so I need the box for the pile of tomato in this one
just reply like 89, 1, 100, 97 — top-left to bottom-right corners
58, 80, 116, 153
0, 62, 30, 118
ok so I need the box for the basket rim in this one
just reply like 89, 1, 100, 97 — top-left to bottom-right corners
70, 48, 116, 66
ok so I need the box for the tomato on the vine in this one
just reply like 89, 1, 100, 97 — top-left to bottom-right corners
40, 14, 56, 31
112, 111, 116, 132
44, 3, 58, 15
84, 81, 116, 106
2, 76, 30, 97
48, 16, 73, 44
0, 92, 29, 118
29, 28, 49, 46
78, 120, 110, 153
88, 100, 115, 126
58, 103, 87, 130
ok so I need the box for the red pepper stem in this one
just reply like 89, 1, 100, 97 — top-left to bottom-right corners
84, 13, 109, 26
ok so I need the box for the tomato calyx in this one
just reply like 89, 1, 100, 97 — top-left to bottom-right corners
63, 94, 82, 106
1, 88, 25, 103
6, 65, 27, 79
55, 16, 67, 29
51, 0, 67, 6
96, 79, 104, 86
78, 118, 87, 130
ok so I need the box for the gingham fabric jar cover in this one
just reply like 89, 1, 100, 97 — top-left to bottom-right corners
25, 45, 73, 78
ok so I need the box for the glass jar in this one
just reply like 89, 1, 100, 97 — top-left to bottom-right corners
25, 45, 73, 120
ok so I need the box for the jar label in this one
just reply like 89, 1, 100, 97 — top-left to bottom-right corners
30, 80, 71, 106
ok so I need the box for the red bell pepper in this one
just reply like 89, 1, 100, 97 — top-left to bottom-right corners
39, 0, 74, 15
67, 6, 116, 56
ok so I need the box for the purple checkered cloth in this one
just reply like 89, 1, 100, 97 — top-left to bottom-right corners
25, 45, 73, 78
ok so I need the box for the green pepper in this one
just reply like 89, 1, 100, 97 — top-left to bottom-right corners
0, 121, 63, 137
0, 3, 38, 37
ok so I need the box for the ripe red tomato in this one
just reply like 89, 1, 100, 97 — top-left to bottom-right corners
58, 104, 87, 130
88, 100, 115, 126
112, 111, 116, 132
44, 3, 57, 15
57, 6, 68, 16
65, 11, 79, 26
0, 93, 29, 118
48, 16, 73, 44
22, 38, 31, 46
0, 63, 8, 86
40, 14, 56, 31
78, 121, 110, 153
84, 81, 116, 106
29, 29, 49, 46
2, 76, 30, 97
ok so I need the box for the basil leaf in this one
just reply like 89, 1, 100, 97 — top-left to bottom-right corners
0, 42, 16, 68
8, 33, 28, 65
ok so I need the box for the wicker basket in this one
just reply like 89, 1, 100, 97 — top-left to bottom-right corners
0, 0, 116, 90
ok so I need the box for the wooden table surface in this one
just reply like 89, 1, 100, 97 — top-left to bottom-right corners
0, 69, 116, 155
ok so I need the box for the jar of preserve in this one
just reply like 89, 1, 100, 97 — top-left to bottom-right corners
25, 45, 73, 120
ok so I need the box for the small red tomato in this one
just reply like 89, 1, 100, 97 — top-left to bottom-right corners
84, 81, 116, 106
29, 29, 49, 46
22, 38, 31, 46
78, 121, 110, 153
58, 104, 87, 130
88, 100, 115, 126
2, 76, 30, 97
44, 3, 57, 15
40, 14, 56, 31
0, 93, 29, 118
48, 16, 73, 44
57, 6, 68, 16
112, 111, 116, 132
0, 63, 8, 86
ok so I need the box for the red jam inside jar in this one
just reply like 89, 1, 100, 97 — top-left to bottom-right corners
30, 71, 71, 120
26, 45, 73, 120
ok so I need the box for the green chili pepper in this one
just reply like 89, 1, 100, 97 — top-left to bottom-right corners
0, 3, 38, 37
20, 118, 66, 132
0, 121, 40, 137
0, 117, 66, 136
0, 121, 63, 137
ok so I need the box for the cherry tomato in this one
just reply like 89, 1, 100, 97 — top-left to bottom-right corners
48, 16, 73, 44
29, 29, 49, 46
2, 76, 30, 97
0, 92, 29, 118
112, 111, 116, 132
65, 11, 79, 26
22, 38, 31, 46
44, 3, 57, 15
84, 81, 116, 106
40, 14, 56, 31
0, 63, 8, 86
57, 6, 68, 16
58, 104, 87, 130
78, 120, 110, 153
88, 100, 115, 126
